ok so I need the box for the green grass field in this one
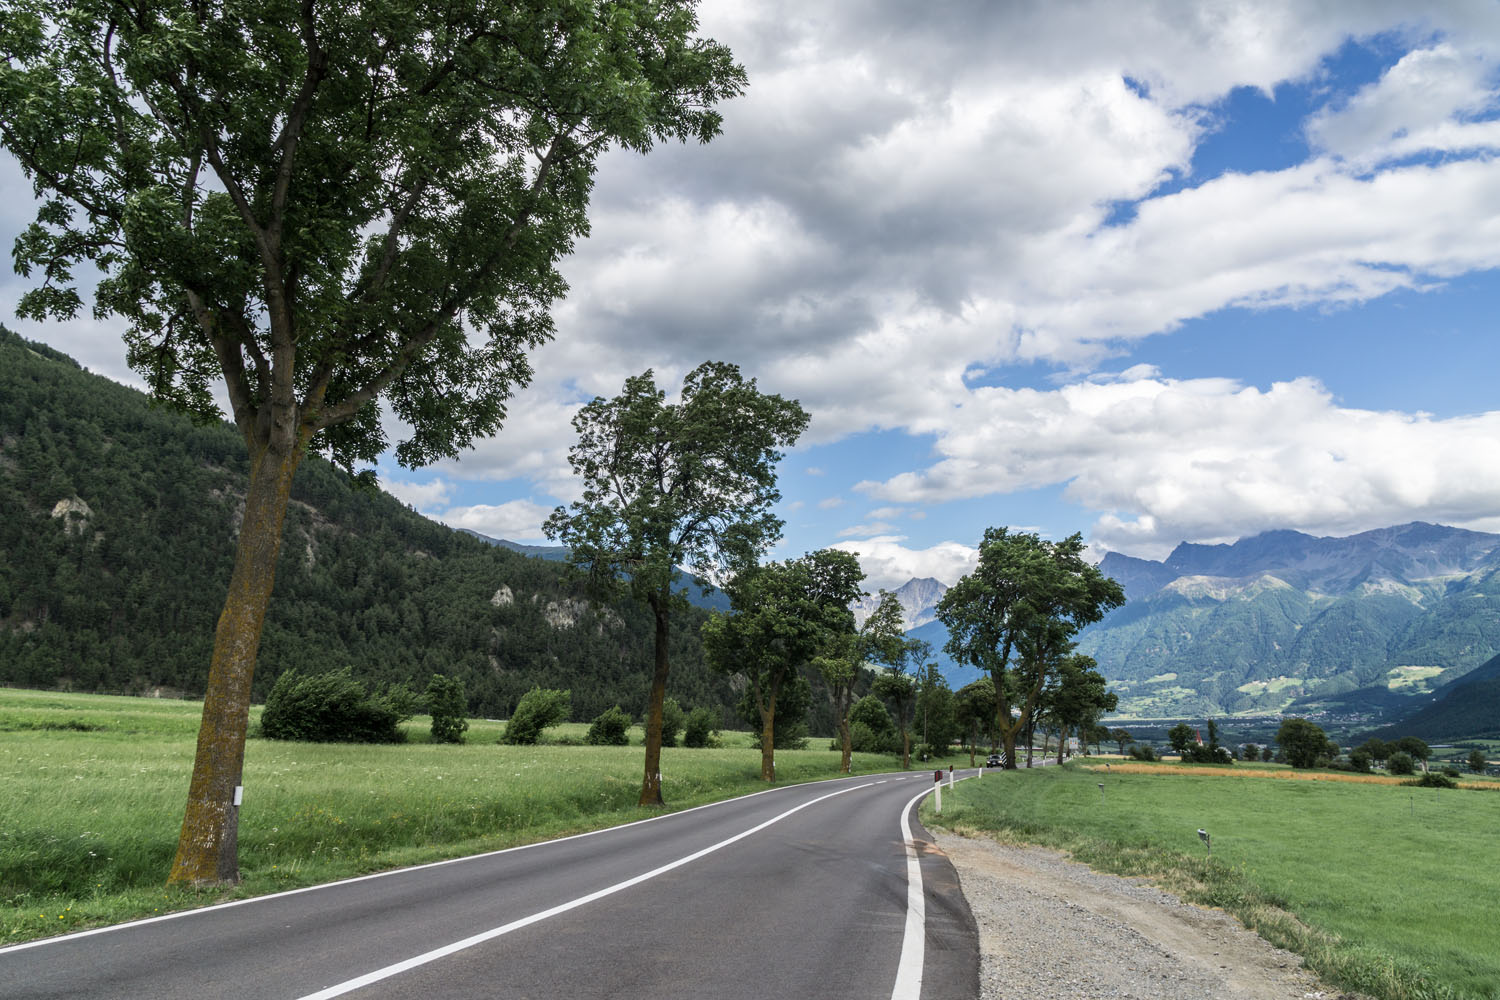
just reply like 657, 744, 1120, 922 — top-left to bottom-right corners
927, 760, 1500, 1000
0, 688, 929, 944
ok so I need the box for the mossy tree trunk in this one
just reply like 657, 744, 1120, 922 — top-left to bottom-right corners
639, 595, 670, 807
168, 437, 302, 885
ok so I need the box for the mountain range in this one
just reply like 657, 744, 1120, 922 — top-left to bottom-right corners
883, 523, 1500, 728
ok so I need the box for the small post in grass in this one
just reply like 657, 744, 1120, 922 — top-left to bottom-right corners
1197, 828, 1211, 857
1097, 782, 1105, 800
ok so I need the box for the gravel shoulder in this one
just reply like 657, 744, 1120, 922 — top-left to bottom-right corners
933, 831, 1368, 1000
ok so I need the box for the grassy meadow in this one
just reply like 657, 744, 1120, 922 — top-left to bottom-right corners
0, 687, 927, 945
928, 758, 1500, 1000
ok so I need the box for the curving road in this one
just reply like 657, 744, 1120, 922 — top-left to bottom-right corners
0, 770, 983, 1000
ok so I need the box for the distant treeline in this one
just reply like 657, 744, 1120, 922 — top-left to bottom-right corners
0, 326, 796, 726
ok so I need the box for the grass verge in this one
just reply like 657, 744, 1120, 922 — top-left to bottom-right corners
1, 688, 942, 945
924, 760, 1500, 1000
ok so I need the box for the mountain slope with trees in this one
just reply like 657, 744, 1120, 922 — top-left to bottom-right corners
0, 327, 741, 724
1078, 524, 1500, 719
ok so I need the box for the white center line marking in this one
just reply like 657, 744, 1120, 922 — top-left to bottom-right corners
295, 782, 875, 1000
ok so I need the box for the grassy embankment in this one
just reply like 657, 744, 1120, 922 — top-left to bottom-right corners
927, 758, 1500, 1000
0, 687, 939, 945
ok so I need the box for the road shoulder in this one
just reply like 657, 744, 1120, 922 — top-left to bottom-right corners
933, 832, 1369, 1000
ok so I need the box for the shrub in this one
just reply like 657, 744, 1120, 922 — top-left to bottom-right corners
1387, 751, 1416, 775
1470, 749, 1488, 773
660, 697, 684, 748
1349, 748, 1373, 772
260, 667, 410, 743
586, 705, 632, 746
1128, 743, 1157, 761
425, 673, 469, 744
1408, 771, 1457, 789
503, 687, 571, 744
682, 706, 719, 748
849, 694, 898, 753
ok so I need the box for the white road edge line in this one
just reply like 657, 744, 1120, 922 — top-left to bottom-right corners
0, 772, 877, 957
891, 771, 978, 1000
890, 784, 932, 1000
293, 781, 876, 1000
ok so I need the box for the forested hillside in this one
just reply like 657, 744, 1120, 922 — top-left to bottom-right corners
0, 328, 744, 723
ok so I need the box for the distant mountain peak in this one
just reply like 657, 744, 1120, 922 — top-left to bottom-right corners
853, 576, 949, 630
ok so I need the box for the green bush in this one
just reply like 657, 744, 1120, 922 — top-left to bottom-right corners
1408, 771, 1458, 789
1348, 748, 1372, 772
660, 697, 684, 748
682, 706, 719, 748
1388, 751, 1416, 775
425, 674, 469, 744
849, 694, 898, 753
259, 667, 411, 743
1128, 743, 1157, 761
503, 687, 571, 745
586, 705, 632, 746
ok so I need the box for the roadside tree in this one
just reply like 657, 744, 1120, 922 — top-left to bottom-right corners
546, 362, 807, 803
816, 589, 900, 773
702, 549, 864, 781
936, 528, 1124, 770
0, 0, 744, 884
1470, 749, 1488, 773
955, 677, 998, 764
1044, 654, 1116, 763
916, 663, 959, 754
1111, 728, 1133, 754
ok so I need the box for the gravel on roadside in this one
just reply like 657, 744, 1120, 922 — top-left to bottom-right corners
934, 832, 1371, 1000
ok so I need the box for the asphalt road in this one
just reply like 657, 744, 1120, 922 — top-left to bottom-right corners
0, 770, 983, 1000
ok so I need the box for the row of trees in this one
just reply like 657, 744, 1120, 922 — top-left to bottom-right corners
2, 0, 748, 885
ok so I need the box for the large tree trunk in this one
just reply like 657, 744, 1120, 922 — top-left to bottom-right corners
168, 441, 301, 885
759, 686, 778, 782
639, 596, 670, 806
833, 684, 853, 773
838, 712, 852, 773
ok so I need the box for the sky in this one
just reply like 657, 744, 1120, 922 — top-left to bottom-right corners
6, 0, 1500, 594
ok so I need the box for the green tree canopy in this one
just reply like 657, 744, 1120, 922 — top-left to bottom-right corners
702, 549, 864, 781
546, 361, 808, 803
1277, 717, 1330, 769
936, 528, 1124, 769
0, 0, 744, 885
1043, 653, 1116, 762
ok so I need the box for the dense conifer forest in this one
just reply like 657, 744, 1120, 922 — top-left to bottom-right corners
0, 327, 757, 724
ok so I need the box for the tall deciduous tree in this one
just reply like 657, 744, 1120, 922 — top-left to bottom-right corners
1044, 653, 1116, 764
813, 589, 899, 772
702, 549, 864, 781
0, 0, 745, 884
546, 362, 807, 803
936, 528, 1124, 770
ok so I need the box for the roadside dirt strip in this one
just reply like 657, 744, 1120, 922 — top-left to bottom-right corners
935, 833, 1370, 1000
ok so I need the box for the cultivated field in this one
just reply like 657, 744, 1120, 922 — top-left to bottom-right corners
0, 688, 922, 944
929, 759, 1500, 1000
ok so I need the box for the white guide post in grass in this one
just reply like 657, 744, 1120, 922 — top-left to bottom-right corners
934, 769, 942, 815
